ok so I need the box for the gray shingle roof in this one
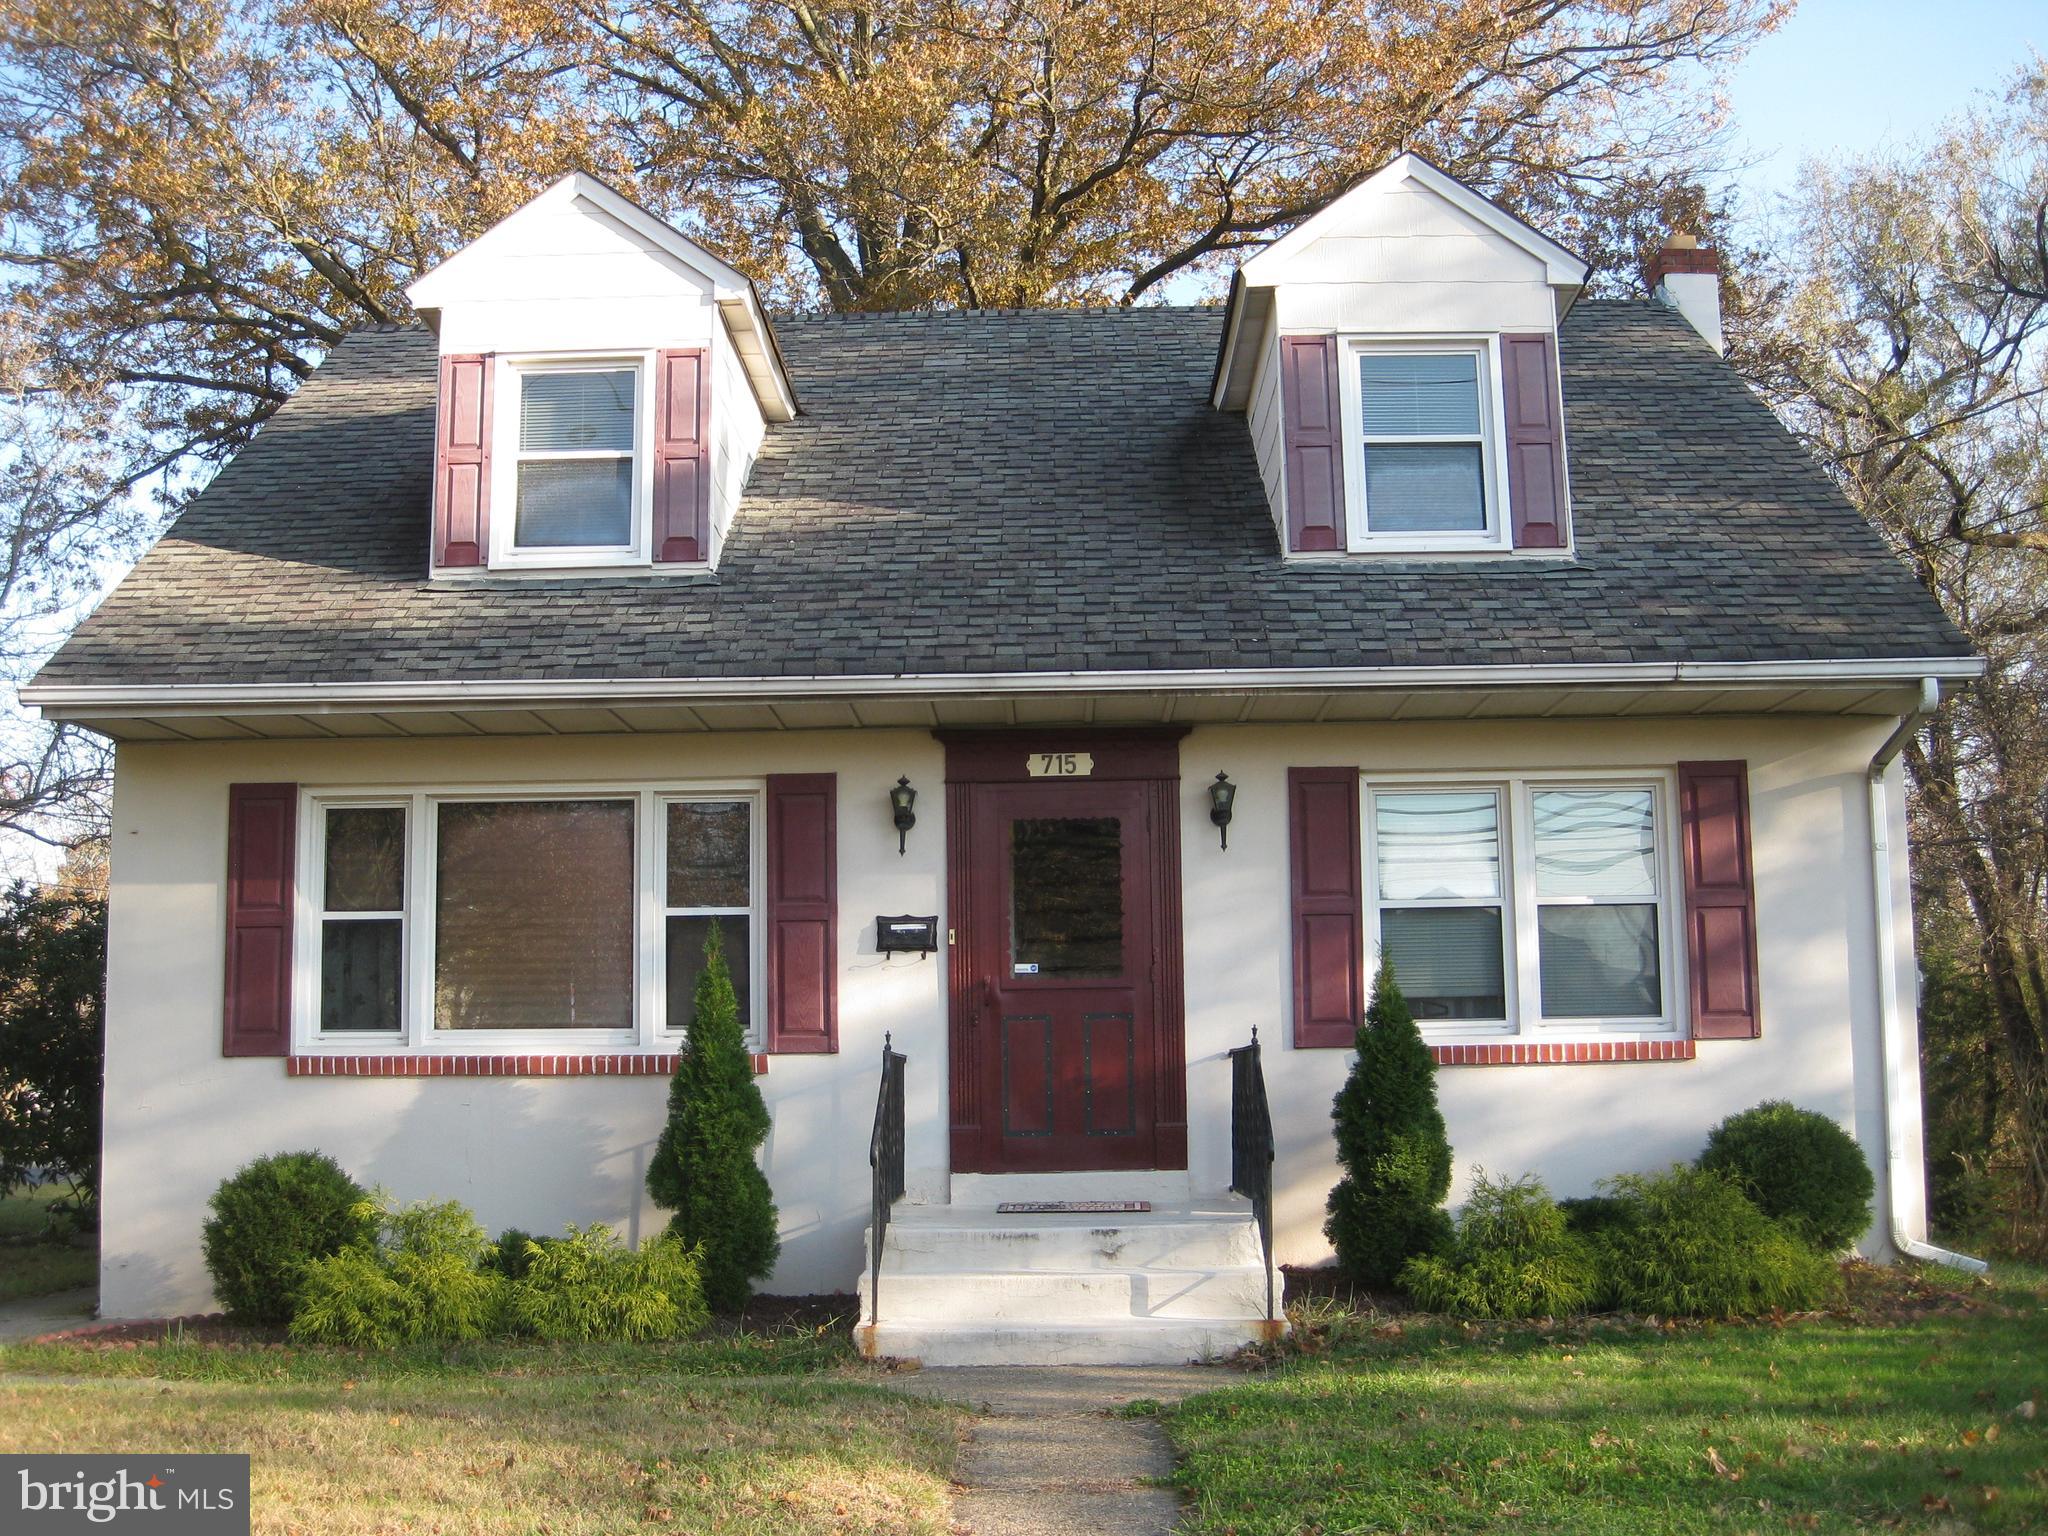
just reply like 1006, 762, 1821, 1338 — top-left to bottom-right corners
34, 303, 1969, 691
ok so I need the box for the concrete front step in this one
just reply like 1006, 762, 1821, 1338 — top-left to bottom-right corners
878, 1201, 1265, 1274
858, 1195, 1282, 1365
872, 1265, 1268, 1324
858, 1316, 1280, 1368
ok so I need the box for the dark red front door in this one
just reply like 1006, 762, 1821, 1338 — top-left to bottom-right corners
944, 730, 1188, 1176
972, 782, 1154, 1171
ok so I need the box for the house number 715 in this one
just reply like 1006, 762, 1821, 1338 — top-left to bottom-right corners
1027, 751, 1094, 778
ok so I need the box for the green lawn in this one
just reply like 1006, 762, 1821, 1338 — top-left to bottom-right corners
1166, 1263, 2048, 1535
0, 1187, 96, 1304
0, 1329, 963, 1534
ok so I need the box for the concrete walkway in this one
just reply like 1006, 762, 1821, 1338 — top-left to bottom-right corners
0, 1286, 96, 1342
885, 1365, 1242, 1536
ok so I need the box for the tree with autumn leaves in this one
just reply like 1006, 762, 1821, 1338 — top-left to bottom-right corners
0, 0, 1783, 840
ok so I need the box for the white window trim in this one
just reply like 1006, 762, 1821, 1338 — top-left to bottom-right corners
655, 792, 766, 1045
1337, 335, 1512, 554
292, 780, 765, 1054
1362, 769, 1682, 1041
488, 352, 656, 571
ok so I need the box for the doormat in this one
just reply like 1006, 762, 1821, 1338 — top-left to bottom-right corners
995, 1200, 1152, 1214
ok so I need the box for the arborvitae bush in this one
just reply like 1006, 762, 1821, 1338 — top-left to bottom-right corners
290, 1195, 506, 1346
1400, 1171, 1600, 1319
1590, 1164, 1841, 1317
646, 922, 779, 1312
1698, 1100, 1876, 1253
1325, 960, 1453, 1288
201, 1151, 373, 1325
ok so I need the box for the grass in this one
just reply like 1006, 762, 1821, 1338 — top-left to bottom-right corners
1166, 1262, 2048, 1534
0, 1187, 96, 1304
0, 1328, 963, 1534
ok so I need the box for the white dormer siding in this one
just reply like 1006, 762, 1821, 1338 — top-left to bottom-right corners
1216, 156, 1587, 559
709, 320, 766, 563
405, 175, 793, 576
425, 190, 723, 357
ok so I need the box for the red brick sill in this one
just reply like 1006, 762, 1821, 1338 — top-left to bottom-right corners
286, 1053, 769, 1077
1430, 1040, 1694, 1066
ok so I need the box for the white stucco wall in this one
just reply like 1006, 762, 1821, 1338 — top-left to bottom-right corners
99, 712, 1921, 1318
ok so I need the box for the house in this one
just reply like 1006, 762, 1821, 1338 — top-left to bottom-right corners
27, 158, 1981, 1364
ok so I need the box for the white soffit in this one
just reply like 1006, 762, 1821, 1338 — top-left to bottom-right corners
404, 173, 797, 422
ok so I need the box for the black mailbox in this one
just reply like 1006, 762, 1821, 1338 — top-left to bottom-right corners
876, 915, 939, 956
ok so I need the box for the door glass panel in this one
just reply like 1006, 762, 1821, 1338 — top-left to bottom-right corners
1010, 817, 1123, 978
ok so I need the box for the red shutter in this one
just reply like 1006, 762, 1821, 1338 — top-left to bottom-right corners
1501, 332, 1567, 549
1677, 761, 1762, 1039
1290, 767, 1364, 1048
433, 354, 492, 568
1279, 335, 1346, 553
765, 773, 837, 1053
224, 783, 297, 1058
653, 348, 710, 563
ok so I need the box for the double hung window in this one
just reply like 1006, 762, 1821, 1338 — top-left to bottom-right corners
1341, 341, 1508, 551
300, 785, 760, 1050
497, 360, 646, 564
1366, 776, 1675, 1035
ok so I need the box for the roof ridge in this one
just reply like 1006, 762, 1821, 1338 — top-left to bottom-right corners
769, 304, 1224, 322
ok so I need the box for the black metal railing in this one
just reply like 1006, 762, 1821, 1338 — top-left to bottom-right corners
1228, 1029, 1278, 1322
867, 1033, 907, 1327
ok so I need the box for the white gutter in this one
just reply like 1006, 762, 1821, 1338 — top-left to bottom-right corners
1868, 677, 1987, 1273
19, 655, 1987, 721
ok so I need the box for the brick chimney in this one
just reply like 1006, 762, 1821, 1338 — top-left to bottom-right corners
1647, 232, 1723, 355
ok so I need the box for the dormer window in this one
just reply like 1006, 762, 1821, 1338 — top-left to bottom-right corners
1213, 154, 1584, 556
1346, 343, 1502, 548
409, 174, 796, 578
511, 365, 640, 554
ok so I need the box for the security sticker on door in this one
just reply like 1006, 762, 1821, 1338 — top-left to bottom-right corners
1013, 962, 1040, 975
1025, 751, 1093, 778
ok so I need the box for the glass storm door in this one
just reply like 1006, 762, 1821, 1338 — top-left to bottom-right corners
970, 781, 1158, 1171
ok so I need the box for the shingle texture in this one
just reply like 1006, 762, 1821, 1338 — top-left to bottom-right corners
36, 302, 1968, 690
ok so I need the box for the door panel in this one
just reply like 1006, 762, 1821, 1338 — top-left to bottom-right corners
1083, 1012, 1137, 1138
1000, 1013, 1055, 1137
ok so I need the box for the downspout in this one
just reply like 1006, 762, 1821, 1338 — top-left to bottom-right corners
1868, 678, 1987, 1272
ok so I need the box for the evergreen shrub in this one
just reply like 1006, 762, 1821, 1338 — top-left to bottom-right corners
1698, 1100, 1876, 1253
201, 1151, 373, 1325
1591, 1164, 1841, 1317
1400, 1171, 1600, 1318
505, 1224, 707, 1342
1325, 961, 1453, 1288
647, 921, 779, 1311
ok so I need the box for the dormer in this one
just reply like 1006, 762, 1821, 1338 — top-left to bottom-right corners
405, 174, 796, 576
1213, 155, 1589, 559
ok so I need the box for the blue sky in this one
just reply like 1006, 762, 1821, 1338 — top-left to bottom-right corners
1723, 0, 2042, 201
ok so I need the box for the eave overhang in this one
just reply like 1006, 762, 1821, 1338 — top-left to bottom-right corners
23, 657, 1985, 743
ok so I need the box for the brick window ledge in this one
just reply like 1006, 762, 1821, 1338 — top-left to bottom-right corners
286, 1052, 770, 1077
1430, 1039, 1694, 1067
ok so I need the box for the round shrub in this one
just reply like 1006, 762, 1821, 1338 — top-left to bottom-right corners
1590, 1164, 1841, 1317
201, 1151, 373, 1325
1698, 1101, 1875, 1252
1400, 1171, 1600, 1319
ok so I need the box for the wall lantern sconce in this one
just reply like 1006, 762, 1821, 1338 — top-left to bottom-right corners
890, 776, 918, 855
1208, 771, 1237, 850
